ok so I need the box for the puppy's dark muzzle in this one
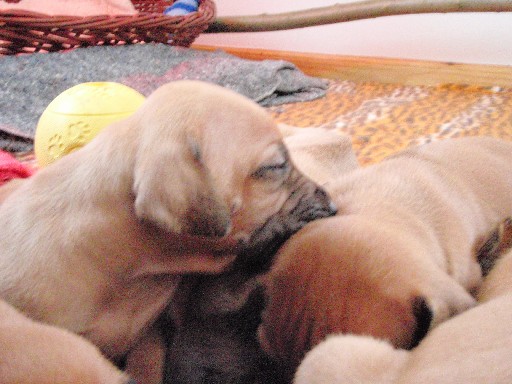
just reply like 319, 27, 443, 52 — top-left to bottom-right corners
236, 180, 337, 275
186, 198, 232, 238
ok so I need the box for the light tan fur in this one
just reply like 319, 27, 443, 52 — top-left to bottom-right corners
0, 178, 23, 203
478, 232, 512, 301
279, 124, 359, 185
0, 298, 131, 384
0, 81, 334, 383
158, 124, 356, 384
259, 136, 512, 374
294, 231, 512, 384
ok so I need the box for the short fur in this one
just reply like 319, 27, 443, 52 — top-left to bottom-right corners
0, 81, 335, 383
161, 125, 357, 384
294, 217, 512, 384
279, 124, 359, 186
0, 178, 23, 203
0, 298, 132, 384
259, 136, 512, 375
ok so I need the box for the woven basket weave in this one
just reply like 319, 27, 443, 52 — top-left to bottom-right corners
0, 0, 215, 55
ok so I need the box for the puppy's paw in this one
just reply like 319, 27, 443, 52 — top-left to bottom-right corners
424, 279, 477, 331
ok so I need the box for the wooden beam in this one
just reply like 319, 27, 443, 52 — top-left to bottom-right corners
193, 45, 512, 87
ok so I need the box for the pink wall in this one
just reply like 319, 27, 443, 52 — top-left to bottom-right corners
196, 0, 512, 66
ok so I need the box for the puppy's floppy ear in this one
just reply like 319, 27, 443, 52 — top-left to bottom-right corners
133, 139, 231, 237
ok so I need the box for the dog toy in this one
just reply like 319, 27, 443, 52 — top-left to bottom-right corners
35, 82, 145, 167
163, 0, 198, 16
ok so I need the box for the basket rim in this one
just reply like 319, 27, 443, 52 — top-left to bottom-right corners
0, 0, 216, 54
0, 0, 215, 25
0, 9, 201, 19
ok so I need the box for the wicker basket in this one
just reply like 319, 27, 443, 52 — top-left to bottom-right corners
0, 0, 216, 55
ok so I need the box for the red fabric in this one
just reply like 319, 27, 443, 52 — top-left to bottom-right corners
0, 150, 34, 186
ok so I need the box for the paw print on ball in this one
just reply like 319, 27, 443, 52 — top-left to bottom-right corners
35, 82, 145, 167
47, 121, 92, 161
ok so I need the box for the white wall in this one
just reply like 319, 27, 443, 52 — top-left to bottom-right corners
196, 0, 512, 66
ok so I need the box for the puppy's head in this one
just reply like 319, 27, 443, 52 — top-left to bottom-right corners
257, 215, 474, 374
131, 81, 231, 238
132, 81, 336, 257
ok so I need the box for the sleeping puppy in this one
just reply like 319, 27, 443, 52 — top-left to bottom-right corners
0, 81, 335, 382
161, 126, 357, 384
294, 218, 512, 384
0, 298, 133, 384
258, 136, 512, 377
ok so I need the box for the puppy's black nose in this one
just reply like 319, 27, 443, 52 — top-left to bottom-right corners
327, 200, 338, 216
315, 187, 338, 216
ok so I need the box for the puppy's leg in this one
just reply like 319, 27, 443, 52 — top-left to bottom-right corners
125, 322, 167, 384
424, 279, 476, 334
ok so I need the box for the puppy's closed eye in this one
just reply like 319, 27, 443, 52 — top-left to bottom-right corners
252, 161, 290, 180
252, 145, 290, 181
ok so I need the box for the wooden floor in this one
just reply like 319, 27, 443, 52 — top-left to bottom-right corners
193, 45, 512, 88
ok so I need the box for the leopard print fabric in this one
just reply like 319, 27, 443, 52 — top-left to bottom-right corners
269, 80, 512, 165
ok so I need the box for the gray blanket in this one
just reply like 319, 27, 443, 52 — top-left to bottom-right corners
0, 44, 328, 151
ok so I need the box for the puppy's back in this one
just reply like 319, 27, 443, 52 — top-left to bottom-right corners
394, 136, 512, 214
327, 136, 512, 287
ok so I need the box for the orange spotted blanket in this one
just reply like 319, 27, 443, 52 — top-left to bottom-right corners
269, 81, 512, 165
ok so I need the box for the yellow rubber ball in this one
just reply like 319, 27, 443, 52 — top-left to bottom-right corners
35, 82, 145, 167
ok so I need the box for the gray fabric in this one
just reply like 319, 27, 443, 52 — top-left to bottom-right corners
0, 44, 328, 151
